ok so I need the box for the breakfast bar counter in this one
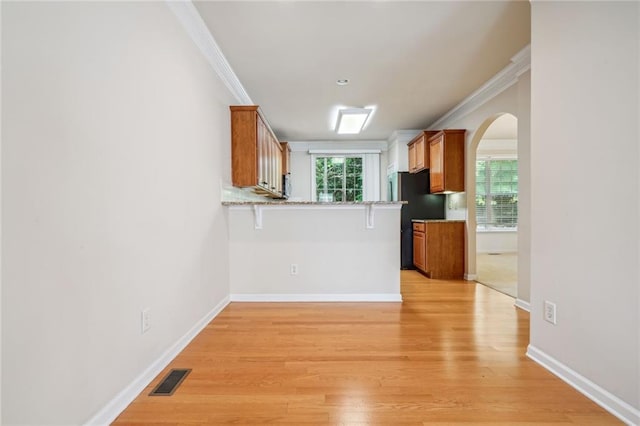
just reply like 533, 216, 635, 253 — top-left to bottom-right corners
223, 201, 404, 302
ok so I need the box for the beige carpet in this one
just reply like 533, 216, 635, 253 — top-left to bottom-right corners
476, 253, 517, 298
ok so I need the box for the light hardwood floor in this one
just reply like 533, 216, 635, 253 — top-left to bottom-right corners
114, 271, 620, 425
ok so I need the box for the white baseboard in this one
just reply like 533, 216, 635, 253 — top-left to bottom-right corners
84, 296, 231, 426
527, 345, 640, 425
230, 293, 402, 302
514, 298, 531, 312
464, 273, 477, 280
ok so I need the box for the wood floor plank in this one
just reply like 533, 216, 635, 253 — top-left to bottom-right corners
112, 270, 621, 424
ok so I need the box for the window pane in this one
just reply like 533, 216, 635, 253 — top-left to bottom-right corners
315, 156, 363, 202
476, 159, 518, 229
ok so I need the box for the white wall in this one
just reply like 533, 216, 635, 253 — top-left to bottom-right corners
530, 1, 639, 421
228, 206, 401, 299
2, 2, 233, 424
288, 141, 388, 201
386, 130, 419, 174
477, 232, 517, 254
289, 150, 312, 201
476, 138, 517, 156
516, 71, 531, 306
433, 72, 531, 303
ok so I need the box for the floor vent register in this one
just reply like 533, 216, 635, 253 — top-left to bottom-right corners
149, 368, 191, 396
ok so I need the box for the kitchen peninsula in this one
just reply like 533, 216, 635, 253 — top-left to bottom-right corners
223, 200, 404, 302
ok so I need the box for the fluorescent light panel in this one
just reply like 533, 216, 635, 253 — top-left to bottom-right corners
335, 108, 372, 134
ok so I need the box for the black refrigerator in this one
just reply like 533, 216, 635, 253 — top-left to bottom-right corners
389, 171, 446, 269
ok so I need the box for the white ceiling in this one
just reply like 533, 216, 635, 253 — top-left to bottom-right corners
194, 1, 530, 142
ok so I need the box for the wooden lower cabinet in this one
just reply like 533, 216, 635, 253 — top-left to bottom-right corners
413, 230, 426, 271
413, 221, 465, 279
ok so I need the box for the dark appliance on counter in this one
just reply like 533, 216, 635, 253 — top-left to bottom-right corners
389, 171, 446, 269
282, 173, 291, 199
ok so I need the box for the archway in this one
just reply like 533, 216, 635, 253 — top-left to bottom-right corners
467, 113, 518, 297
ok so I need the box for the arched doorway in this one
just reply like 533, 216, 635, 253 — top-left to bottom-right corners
468, 113, 518, 297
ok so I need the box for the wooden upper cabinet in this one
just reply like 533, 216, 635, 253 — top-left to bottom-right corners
429, 134, 444, 192
230, 105, 283, 198
408, 143, 417, 172
408, 131, 440, 173
415, 137, 425, 170
428, 129, 466, 193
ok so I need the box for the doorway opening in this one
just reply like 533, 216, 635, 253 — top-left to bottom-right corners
473, 114, 518, 297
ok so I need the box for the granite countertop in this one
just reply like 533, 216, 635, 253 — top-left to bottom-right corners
411, 219, 466, 223
222, 201, 407, 206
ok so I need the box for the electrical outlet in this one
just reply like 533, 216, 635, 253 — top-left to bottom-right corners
544, 301, 557, 325
141, 308, 151, 333
290, 263, 298, 275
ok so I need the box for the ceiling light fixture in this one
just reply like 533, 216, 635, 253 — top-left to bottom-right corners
335, 108, 372, 134
336, 79, 349, 86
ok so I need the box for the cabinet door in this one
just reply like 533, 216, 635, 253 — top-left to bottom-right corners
408, 143, 417, 173
281, 142, 291, 174
415, 135, 425, 170
257, 118, 268, 188
413, 231, 426, 271
429, 135, 445, 193
267, 135, 275, 192
276, 142, 283, 194
271, 138, 279, 193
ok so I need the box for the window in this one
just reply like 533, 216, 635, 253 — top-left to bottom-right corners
314, 156, 363, 202
476, 158, 518, 229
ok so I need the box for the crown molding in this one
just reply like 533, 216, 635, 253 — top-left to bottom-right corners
166, 1, 252, 104
429, 44, 531, 130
